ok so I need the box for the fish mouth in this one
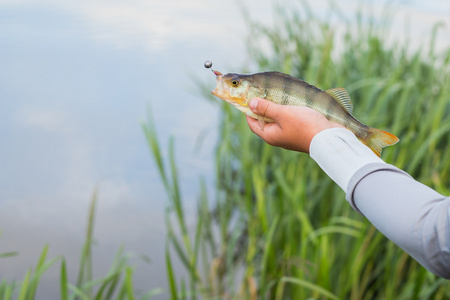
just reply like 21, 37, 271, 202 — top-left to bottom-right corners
212, 88, 236, 106
211, 87, 220, 97
211, 73, 248, 107
212, 87, 236, 105
211, 76, 231, 101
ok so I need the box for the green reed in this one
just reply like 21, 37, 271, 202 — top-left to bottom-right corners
145, 1, 450, 299
0, 194, 162, 300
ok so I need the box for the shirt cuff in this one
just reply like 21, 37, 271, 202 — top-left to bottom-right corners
309, 128, 386, 192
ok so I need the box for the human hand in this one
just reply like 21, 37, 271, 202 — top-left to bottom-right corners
246, 98, 343, 153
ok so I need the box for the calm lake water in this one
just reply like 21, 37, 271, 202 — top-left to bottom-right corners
0, 0, 449, 298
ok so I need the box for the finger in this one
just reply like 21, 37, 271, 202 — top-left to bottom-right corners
246, 115, 262, 136
249, 98, 284, 121
246, 115, 281, 140
247, 115, 272, 137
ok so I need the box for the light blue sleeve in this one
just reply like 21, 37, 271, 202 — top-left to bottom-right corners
310, 128, 450, 279
347, 163, 450, 279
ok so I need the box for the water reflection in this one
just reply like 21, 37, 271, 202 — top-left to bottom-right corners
0, 0, 258, 297
0, 0, 448, 298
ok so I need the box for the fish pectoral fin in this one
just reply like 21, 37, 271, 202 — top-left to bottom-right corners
257, 116, 266, 131
325, 88, 353, 115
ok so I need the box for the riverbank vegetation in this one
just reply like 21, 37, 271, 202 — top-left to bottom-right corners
145, 2, 450, 299
0, 195, 162, 300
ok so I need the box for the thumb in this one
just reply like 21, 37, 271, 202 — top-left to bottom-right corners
248, 98, 283, 121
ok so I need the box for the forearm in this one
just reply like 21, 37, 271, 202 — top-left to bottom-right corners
310, 128, 450, 278
348, 163, 450, 278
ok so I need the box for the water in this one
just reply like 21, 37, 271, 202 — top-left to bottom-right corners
0, 0, 448, 298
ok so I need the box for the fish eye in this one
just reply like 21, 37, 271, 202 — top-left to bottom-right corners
231, 78, 240, 87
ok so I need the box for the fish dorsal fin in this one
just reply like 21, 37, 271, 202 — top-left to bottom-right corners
325, 88, 353, 115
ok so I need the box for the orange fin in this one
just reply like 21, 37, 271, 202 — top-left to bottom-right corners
362, 128, 399, 157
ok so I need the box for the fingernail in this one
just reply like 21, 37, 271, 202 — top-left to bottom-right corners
249, 99, 258, 111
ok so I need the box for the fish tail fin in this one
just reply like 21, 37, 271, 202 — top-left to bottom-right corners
362, 128, 399, 157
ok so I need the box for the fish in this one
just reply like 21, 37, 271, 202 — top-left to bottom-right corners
211, 70, 399, 157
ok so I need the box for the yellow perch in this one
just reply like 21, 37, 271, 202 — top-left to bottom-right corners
211, 70, 399, 157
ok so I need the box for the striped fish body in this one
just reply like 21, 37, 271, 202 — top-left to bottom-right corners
211, 71, 399, 156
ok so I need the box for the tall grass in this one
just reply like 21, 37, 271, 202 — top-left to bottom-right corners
0, 194, 162, 300
145, 2, 450, 300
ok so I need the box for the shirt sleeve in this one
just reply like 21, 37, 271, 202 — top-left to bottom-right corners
309, 127, 386, 196
309, 128, 450, 279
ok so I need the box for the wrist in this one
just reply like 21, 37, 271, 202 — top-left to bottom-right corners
309, 128, 385, 191
306, 123, 344, 153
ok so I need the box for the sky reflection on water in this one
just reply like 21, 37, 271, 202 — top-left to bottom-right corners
0, 0, 449, 298
0, 0, 263, 296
